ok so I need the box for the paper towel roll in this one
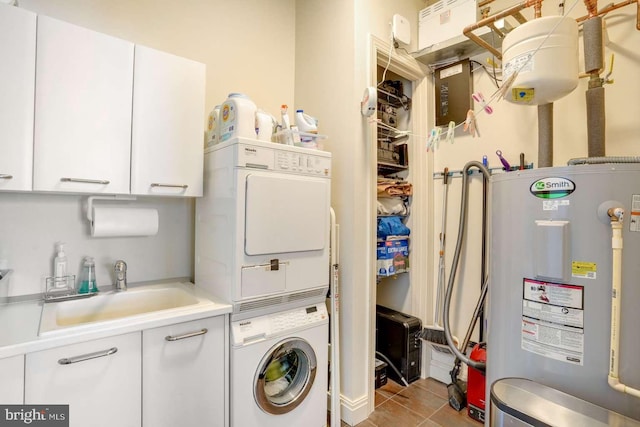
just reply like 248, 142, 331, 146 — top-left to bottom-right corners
91, 207, 159, 237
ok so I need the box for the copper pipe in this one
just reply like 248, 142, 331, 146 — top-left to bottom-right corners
576, 0, 638, 26
488, 22, 506, 38
584, 0, 599, 16
463, 0, 541, 59
534, 0, 543, 17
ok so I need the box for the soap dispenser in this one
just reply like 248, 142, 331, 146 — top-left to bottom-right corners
78, 256, 98, 294
53, 242, 68, 288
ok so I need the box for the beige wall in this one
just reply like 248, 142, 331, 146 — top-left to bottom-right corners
19, 0, 297, 117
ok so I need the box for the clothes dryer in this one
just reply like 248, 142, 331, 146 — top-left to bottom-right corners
195, 137, 331, 319
230, 302, 328, 427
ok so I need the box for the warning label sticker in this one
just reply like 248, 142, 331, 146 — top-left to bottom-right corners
571, 261, 597, 279
521, 278, 584, 365
630, 195, 640, 232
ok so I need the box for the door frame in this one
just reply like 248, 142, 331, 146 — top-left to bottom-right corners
366, 34, 433, 412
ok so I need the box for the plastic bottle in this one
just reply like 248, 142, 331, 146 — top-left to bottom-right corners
78, 256, 98, 294
205, 105, 221, 147
295, 109, 318, 144
219, 93, 257, 142
255, 110, 274, 142
279, 105, 294, 145
53, 242, 67, 287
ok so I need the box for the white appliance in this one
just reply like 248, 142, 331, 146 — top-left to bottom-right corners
230, 302, 328, 427
418, 0, 479, 50
488, 163, 640, 422
195, 137, 332, 319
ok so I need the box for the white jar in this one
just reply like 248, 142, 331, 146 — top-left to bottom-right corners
219, 93, 257, 142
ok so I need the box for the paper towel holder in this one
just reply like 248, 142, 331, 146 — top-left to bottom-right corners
86, 195, 137, 223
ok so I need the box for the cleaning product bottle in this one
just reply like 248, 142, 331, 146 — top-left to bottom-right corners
219, 93, 257, 142
53, 242, 68, 288
279, 105, 294, 145
255, 109, 274, 142
205, 105, 221, 147
295, 109, 318, 144
78, 256, 98, 294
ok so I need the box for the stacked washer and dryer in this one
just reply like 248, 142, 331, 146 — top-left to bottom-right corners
195, 137, 332, 427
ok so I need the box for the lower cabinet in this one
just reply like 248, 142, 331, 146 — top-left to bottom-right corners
142, 316, 226, 427
20, 316, 227, 427
25, 332, 141, 427
0, 354, 25, 403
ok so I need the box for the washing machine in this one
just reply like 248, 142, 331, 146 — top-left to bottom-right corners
230, 302, 329, 427
195, 137, 332, 319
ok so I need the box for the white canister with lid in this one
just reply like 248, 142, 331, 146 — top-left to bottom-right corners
219, 93, 257, 142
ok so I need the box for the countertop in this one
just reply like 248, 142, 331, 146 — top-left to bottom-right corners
0, 280, 231, 359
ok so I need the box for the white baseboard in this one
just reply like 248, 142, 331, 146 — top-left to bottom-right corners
337, 393, 369, 426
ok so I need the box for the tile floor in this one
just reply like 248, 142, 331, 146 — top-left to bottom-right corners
342, 377, 483, 427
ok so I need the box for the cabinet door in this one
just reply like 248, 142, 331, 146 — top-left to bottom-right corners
0, 5, 36, 192
142, 316, 226, 427
33, 16, 134, 194
25, 332, 141, 427
131, 45, 205, 197
0, 354, 24, 404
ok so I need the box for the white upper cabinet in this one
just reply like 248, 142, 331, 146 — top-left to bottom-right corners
131, 46, 205, 197
0, 5, 36, 192
33, 15, 134, 194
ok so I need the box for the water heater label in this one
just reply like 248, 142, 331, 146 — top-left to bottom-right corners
630, 195, 640, 232
530, 177, 575, 199
571, 261, 597, 279
521, 278, 584, 365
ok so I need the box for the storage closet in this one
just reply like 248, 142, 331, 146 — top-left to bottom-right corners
375, 68, 413, 309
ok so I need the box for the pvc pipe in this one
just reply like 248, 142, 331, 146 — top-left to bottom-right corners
607, 210, 640, 398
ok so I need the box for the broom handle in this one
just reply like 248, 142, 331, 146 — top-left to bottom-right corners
435, 168, 449, 325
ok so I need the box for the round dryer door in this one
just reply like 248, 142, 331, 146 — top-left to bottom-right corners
254, 337, 317, 415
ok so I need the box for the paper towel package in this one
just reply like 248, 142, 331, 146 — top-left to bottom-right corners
91, 207, 159, 237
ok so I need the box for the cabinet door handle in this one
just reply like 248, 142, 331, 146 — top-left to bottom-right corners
165, 328, 208, 341
60, 177, 110, 185
0, 174, 13, 180
58, 347, 118, 365
150, 183, 188, 189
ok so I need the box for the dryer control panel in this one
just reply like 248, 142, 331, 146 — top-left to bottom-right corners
231, 303, 328, 346
225, 138, 331, 177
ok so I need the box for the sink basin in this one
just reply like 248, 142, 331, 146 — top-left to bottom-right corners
39, 282, 201, 335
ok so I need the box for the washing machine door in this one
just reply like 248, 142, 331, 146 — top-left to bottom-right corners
254, 337, 317, 415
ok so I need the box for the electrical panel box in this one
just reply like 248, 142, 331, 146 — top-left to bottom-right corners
435, 59, 472, 126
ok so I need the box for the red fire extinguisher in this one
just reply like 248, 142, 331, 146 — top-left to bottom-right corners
467, 343, 487, 423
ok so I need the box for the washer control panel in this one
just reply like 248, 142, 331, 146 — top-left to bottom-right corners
231, 303, 328, 346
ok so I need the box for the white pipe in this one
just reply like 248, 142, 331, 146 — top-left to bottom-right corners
607, 208, 640, 398
329, 207, 342, 427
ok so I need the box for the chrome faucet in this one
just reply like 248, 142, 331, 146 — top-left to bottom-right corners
114, 260, 127, 291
